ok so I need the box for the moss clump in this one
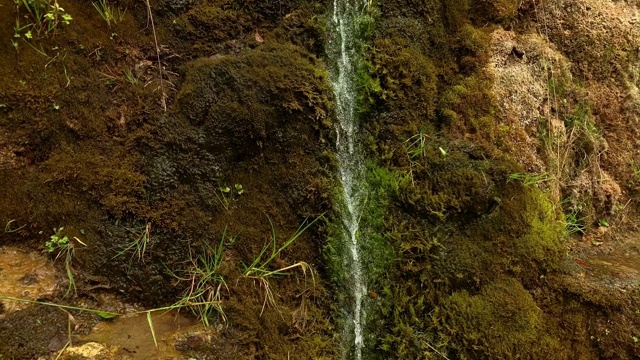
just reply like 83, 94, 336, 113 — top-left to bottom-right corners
438, 277, 562, 358
175, 3, 249, 42
371, 36, 437, 120
171, 0, 328, 58
470, 0, 519, 24
177, 43, 328, 124
372, 143, 566, 358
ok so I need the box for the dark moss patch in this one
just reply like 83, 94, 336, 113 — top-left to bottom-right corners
0, 305, 67, 359
170, 0, 328, 59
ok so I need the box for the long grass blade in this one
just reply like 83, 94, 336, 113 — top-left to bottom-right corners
147, 311, 158, 348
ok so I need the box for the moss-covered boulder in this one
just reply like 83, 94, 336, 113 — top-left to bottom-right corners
439, 277, 562, 359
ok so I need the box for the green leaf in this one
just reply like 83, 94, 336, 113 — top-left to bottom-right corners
147, 311, 158, 348
96, 311, 119, 319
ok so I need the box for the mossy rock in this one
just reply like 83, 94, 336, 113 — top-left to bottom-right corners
144, 40, 333, 279
377, 150, 566, 358
152, 42, 329, 195
371, 36, 438, 119
174, 1, 250, 41
438, 277, 563, 359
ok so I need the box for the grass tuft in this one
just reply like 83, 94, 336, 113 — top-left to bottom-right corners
92, 0, 126, 28
243, 216, 320, 315
169, 229, 232, 326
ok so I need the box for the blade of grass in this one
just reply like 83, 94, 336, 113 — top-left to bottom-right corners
147, 311, 158, 348
0, 296, 120, 318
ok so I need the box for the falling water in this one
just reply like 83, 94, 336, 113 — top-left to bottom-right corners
328, 0, 369, 358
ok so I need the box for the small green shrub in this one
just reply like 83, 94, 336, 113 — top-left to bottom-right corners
563, 200, 587, 237
44, 227, 82, 297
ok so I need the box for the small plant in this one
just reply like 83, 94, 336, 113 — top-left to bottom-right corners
123, 68, 139, 85
13, 0, 72, 39
508, 172, 552, 187
628, 161, 640, 190
114, 222, 151, 262
215, 184, 231, 210
44, 227, 85, 297
98, 66, 141, 89
214, 182, 244, 211
170, 229, 235, 326
243, 216, 319, 314
405, 129, 430, 159
563, 202, 587, 237
92, 0, 126, 28
598, 219, 609, 227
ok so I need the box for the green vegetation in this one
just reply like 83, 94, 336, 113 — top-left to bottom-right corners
243, 217, 319, 313
0, 296, 120, 319
404, 129, 430, 160
438, 278, 561, 358
1, 0, 639, 358
243, 216, 318, 278
563, 200, 587, 237
44, 227, 84, 297
359, 2, 576, 358
114, 223, 151, 262
92, 0, 126, 28
214, 182, 245, 211
123, 68, 139, 85
171, 231, 229, 326
508, 172, 553, 187
13, 0, 72, 39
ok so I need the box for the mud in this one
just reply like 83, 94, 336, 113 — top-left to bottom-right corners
0, 247, 59, 315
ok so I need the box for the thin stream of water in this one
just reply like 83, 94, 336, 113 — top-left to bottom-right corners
328, 0, 369, 358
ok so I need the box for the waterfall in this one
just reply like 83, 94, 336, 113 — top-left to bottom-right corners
328, 0, 370, 358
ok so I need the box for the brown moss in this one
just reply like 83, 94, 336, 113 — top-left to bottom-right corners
175, 2, 250, 42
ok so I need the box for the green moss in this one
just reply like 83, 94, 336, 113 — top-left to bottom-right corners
371, 36, 437, 119
173, 1, 247, 41
177, 43, 329, 123
438, 277, 562, 358
371, 141, 566, 358
443, 0, 470, 32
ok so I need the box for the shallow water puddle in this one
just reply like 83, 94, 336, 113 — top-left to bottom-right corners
589, 252, 640, 281
77, 310, 202, 359
0, 246, 59, 315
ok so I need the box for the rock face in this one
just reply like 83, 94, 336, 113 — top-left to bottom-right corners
1, 0, 640, 359
359, 1, 640, 359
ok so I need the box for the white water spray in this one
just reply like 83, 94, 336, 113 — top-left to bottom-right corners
328, 0, 370, 358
